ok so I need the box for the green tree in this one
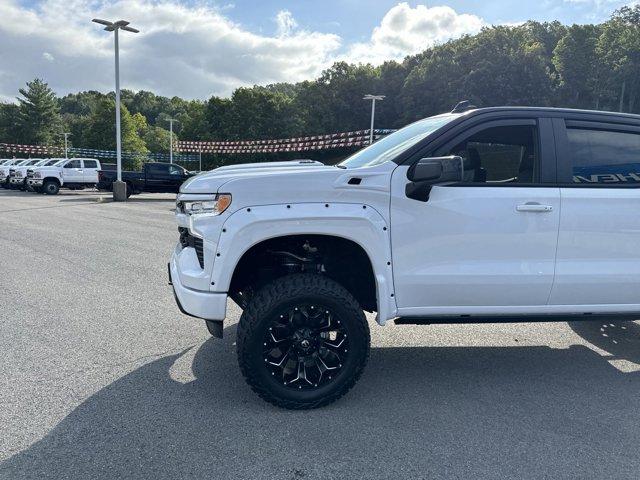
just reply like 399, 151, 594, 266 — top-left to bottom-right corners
553, 25, 601, 108
0, 103, 21, 143
83, 98, 147, 169
596, 5, 640, 112
143, 126, 173, 153
16, 78, 62, 145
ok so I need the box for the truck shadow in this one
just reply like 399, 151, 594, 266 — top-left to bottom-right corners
2, 322, 640, 479
568, 319, 640, 365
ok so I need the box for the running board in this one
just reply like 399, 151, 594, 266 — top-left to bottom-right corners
395, 312, 640, 325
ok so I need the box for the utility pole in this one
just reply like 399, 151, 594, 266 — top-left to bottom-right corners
167, 118, 177, 164
92, 18, 139, 201
199, 147, 202, 172
619, 80, 626, 113
61, 132, 71, 158
363, 94, 385, 145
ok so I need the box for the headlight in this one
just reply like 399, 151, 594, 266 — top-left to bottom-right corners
177, 194, 232, 216
34, 172, 41, 178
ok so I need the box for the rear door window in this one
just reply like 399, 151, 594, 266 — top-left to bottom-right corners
83, 160, 98, 169
147, 163, 169, 175
64, 160, 81, 169
566, 128, 640, 184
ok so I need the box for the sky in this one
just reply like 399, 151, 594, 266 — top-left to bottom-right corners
0, 0, 636, 102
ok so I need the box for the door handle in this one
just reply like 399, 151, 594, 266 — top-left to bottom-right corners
516, 202, 553, 213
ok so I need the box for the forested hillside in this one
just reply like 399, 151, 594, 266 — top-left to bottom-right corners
1, 6, 639, 168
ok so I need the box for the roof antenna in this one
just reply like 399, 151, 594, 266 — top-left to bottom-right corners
451, 100, 477, 113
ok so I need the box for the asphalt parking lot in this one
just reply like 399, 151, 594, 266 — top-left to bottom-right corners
1, 188, 640, 479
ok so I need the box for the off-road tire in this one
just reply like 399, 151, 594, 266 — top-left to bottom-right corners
237, 273, 370, 409
42, 180, 59, 195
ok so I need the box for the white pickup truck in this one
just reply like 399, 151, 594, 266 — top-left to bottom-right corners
9, 159, 58, 190
1, 159, 36, 188
26, 158, 101, 194
169, 106, 640, 409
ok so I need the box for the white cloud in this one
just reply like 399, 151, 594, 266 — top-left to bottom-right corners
345, 2, 484, 64
0, 0, 340, 100
275, 10, 298, 37
0, 1, 486, 101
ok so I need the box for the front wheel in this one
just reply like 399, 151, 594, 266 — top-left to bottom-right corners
42, 180, 59, 195
236, 274, 370, 409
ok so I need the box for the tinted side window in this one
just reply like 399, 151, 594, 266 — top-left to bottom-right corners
64, 160, 81, 168
147, 163, 168, 174
83, 160, 98, 168
568, 128, 640, 184
169, 165, 184, 175
448, 125, 538, 183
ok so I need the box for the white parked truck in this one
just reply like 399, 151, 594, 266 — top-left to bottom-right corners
1, 159, 33, 188
169, 106, 640, 409
9, 159, 56, 190
26, 158, 101, 194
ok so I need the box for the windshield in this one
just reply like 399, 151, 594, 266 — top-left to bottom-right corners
338, 114, 458, 169
53, 159, 66, 166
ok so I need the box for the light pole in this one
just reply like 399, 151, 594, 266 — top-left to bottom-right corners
92, 18, 139, 201
61, 132, 71, 158
167, 118, 177, 164
363, 94, 385, 145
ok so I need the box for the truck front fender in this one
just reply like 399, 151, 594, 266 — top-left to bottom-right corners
212, 202, 398, 325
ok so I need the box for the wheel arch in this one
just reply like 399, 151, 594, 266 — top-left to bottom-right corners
43, 176, 61, 185
212, 203, 397, 324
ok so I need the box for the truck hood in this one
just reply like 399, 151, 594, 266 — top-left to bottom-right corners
14, 165, 37, 173
180, 160, 335, 194
31, 166, 60, 173
0, 165, 16, 174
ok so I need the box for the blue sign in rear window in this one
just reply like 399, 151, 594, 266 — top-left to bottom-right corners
568, 128, 640, 184
573, 163, 640, 183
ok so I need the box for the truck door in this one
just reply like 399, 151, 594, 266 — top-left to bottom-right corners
549, 119, 640, 307
61, 159, 83, 184
144, 163, 170, 192
167, 164, 188, 192
390, 118, 561, 314
81, 159, 100, 184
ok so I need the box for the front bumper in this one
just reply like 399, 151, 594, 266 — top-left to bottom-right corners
10, 177, 25, 186
27, 178, 43, 187
169, 249, 227, 321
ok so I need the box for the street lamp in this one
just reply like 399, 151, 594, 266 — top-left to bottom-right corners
167, 118, 177, 164
61, 132, 71, 158
363, 94, 385, 145
92, 18, 139, 201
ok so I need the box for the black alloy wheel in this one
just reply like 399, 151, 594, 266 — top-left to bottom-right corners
237, 274, 370, 409
263, 304, 348, 389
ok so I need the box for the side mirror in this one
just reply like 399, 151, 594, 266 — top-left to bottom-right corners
407, 156, 464, 183
406, 156, 464, 202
